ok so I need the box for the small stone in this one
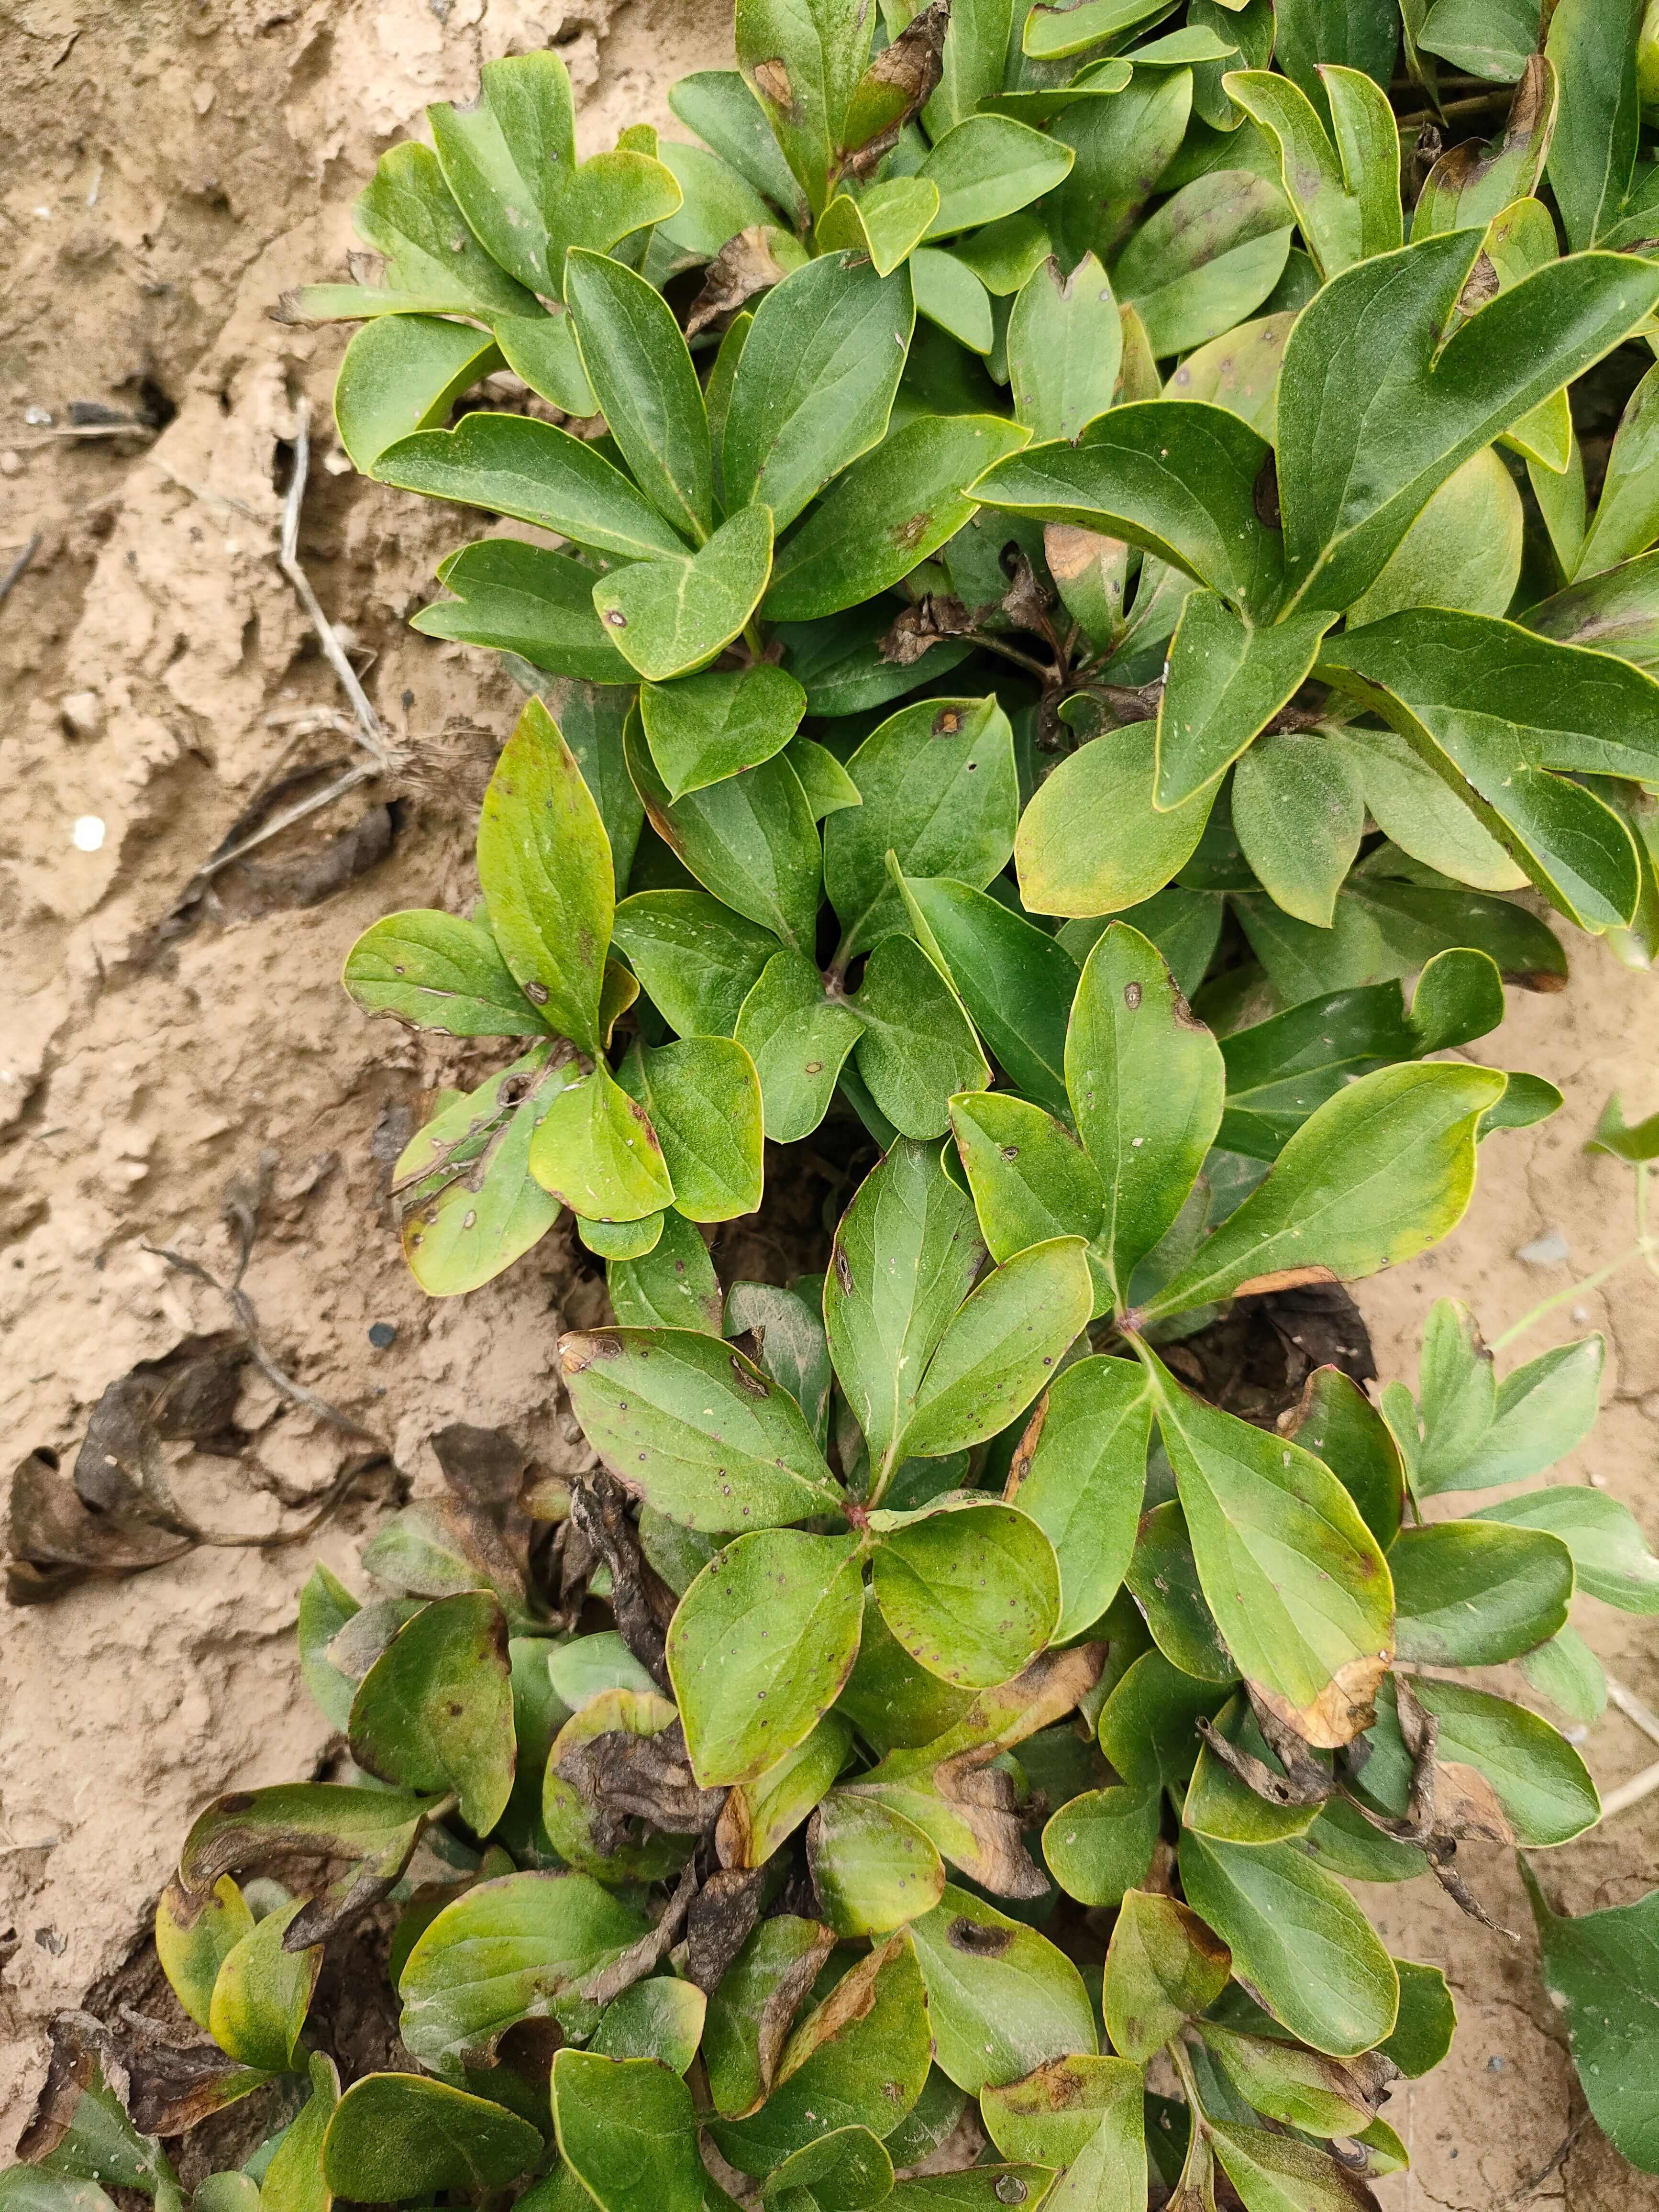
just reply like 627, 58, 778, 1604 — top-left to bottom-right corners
0, 451, 21, 476
368, 1321, 398, 1349
1517, 1230, 1571, 1266
59, 689, 104, 739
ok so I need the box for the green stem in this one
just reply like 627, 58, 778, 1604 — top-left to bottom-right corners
742, 616, 766, 659
1490, 1241, 1648, 1352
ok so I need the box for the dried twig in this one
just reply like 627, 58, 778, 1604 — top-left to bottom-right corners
279, 397, 387, 770
0, 531, 42, 610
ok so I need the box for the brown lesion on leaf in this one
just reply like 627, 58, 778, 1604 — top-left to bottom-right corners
1003, 1394, 1048, 1500
687, 225, 800, 337
946, 1915, 1014, 1957
751, 58, 798, 118
1250, 1648, 1390, 1752
558, 1329, 622, 1373
1229, 1264, 1340, 1299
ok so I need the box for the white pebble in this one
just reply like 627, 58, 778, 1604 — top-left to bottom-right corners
71, 815, 105, 852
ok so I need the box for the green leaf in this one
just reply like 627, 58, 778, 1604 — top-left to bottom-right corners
494, 306, 596, 415
1098, 1649, 1229, 1790
670, 68, 810, 228
1229, 729, 1366, 927
546, 147, 684, 279
825, 1139, 986, 1472
910, 1885, 1097, 2093
819, 176, 941, 274
1125, 1501, 1236, 1683
709, 1933, 933, 2172
1233, 865, 1566, 999
1141, 1062, 1507, 1322
398, 1869, 648, 2069
1277, 234, 1659, 614
414, 539, 634, 683
1183, 1694, 1324, 1844
611, 890, 778, 1040
348, 1591, 515, 1833
1390, 1519, 1573, 1665
1010, 1355, 1150, 1640
582, 1212, 664, 1261
156, 1875, 253, 2032
1575, 361, 1659, 578
852, 934, 993, 1141
323, 2075, 542, 2202
641, 665, 805, 802
1475, 1485, 1659, 1614
896, 1238, 1092, 1463
736, 948, 863, 1140
1178, 1831, 1398, 2057
734, 0, 881, 214
825, 696, 1018, 957
355, 142, 540, 316
376, 412, 690, 561
566, 249, 711, 544
0, 2178, 115, 2212
1588, 1089, 1659, 1161
1226, 67, 1399, 281
1288, 1365, 1404, 1550
551, 2050, 704, 2212
1157, 597, 1335, 811
911, 247, 995, 354
559, 1325, 843, 1531
669, 1528, 865, 1785
177, 1780, 433, 1904
1102, 1888, 1231, 2062
343, 908, 545, 1038
1140, 1348, 1393, 1746
209, 1898, 320, 2072
1321, 609, 1650, 931
593, 505, 774, 683
590, 1980, 707, 2075
918, 116, 1074, 238
1346, 447, 1524, 627
1014, 716, 1216, 918
529, 1062, 675, 1222
477, 696, 613, 1054
1040, 1784, 1161, 1908
704, 1914, 837, 2116
871, 1500, 1060, 1688
1007, 254, 1119, 442
1545, 0, 1641, 250
394, 1044, 572, 1294
1113, 170, 1292, 358
1023, 0, 1169, 60
627, 717, 822, 954
1272, 0, 1399, 120
885, 2176, 1053, 2212
1042, 69, 1191, 267
772, 2137, 901, 2212
979, 2055, 1145, 2212
1524, 1863, 1659, 2173
950, 1093, 1105, 1288
1380, 1958, 1457, 2077
974, 399, 1279, 611
333, 315, 501, 474
809, 1793, 948, 1936
617, 1036, 763, 1222
766, 414, 1031, 621
837, 1591, 976, 1754
721, 253, 914, 533
423, 53, 575, 291
1520, 1622, 1609, 1725
260, 2051, 338, 2212
1067, 920, 1225, 1304
898, 877, 1079, 1119
788, 735, 864, 820
1208, 2122, 1386, 2212
1359, 1676, 1598, 1846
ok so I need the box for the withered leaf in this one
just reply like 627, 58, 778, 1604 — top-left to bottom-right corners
569, 1469, 677, 1690
687, 226, 800, 337
841, 0, 950, 177
686, 1863, 769, 1993
126, 2040, 271, 2137
431, 1423, 529, 1513
558, 1718, 727, 1855
578, 1855, 700, 2005
879, 594, 977, 666
6, 1450, 191, 1604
